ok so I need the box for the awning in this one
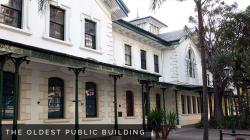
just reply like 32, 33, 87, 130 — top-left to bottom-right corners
0, 38, 160, 81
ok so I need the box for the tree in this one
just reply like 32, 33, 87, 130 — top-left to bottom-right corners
217, 6, 250, 128
152, 0, 209, 139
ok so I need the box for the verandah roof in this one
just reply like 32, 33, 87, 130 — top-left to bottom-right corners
0, 38, 160, 81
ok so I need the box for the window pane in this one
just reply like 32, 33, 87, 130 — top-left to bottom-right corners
0, 0, 22, 28
187, 96, 191, 114
2, 72, 15, 119
1, 0, 22, 10
49, 22, 64, 40
141, 50, 146, 69
85, 20, 96, 49
126, 91, 134, 116
85, 34, 95, 49
192, 96, 197, 114
50, 6, 64, 24
49, 6, 65, 40
156, 94, 161, 108
125, 44, 131, 66
197, 97, 201, 113
48, 78, 64, 118
85, 20, 96, 35
154, 55, 159, 73
85, 82, 97, 117
181, 95, 185, 114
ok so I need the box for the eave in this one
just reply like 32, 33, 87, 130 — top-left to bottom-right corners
113, 20, 172, 48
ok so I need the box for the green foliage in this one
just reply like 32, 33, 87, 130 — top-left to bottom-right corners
165, 111, 178, 131
147, 108, 165, 132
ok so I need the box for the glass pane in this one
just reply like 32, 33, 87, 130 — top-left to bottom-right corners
156, 94, 161, 108
49, 22, 64, 40
1, 0, 22, 10
85, 82, 97, 117
2, 72, 15, 119
0, 5, 21, 28
126, 91, 134, 116
85, 20, 96, 35
50, 6, 64, 24
85, 34, 95, 49
48, 78, 64, 118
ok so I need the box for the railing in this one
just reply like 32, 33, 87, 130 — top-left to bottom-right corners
219, 130, 250, 140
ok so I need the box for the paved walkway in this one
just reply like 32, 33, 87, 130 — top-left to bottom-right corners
168, 127, 250, 140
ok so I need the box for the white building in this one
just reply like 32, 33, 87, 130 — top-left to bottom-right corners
0, 0, 214, 135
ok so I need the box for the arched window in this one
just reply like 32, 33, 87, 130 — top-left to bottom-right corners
186, 49, 196, 78
48, 77, 64, 118
85, 82, 97, 117
126, 91, 134, 116
3, 72, 15, 119
156, 94, 161, 109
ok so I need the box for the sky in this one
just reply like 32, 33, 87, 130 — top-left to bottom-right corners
123, 0, 250, 32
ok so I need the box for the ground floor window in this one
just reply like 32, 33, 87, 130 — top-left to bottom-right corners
156, 94, 161, 109
181, 95, 185, 114
2, 72, 15, 119
85, 82, 97, 117
126, 91, 134, 117
181, 94, 200, 115
48, 77, 64, 119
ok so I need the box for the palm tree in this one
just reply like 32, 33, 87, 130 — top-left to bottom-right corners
151, 0, 209, 140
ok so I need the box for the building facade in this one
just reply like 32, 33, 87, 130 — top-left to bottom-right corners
0, 0, 214, 131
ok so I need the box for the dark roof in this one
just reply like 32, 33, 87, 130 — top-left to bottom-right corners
130, 16, 167, 27
158, 29, 188, 42
115, 0, 129, 16
114, 20, 176, 46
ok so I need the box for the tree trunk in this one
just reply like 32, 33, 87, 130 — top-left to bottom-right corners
196, 1, 209, 140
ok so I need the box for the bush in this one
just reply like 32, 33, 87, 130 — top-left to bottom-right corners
147, 108, 165, 138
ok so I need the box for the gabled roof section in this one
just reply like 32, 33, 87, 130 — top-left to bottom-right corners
130, 16, 167, 28
158, 28, 195, 42
113, 20, 172, 46
103, 0, 129, 20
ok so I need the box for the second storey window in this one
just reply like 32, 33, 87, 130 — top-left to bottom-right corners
141, 50, 147, 70
49, 6, 65, 40
154, 55, 159, 73
0, 0, 22, 28
186, 49, 196, 78
125, 44, 132, 66
85, 19, 96, 49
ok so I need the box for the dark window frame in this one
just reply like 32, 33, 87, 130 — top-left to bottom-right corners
49, 5, 65, 40
141, 50, 147, 70
192, 96, 197, 114
181, 95, 185, 114
48, 77, 64, 119
187, 96, 191, 114
156, 94, 161, 109
0, 0, 22, 28
85, 19, 96, 49
126, 91, 134, 117
125, 44, 132, 66
2, 71, 16, 119
85, 82, 98, 118
154, 55, 159, 73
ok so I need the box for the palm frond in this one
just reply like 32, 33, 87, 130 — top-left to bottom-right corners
38, 0, 49, 12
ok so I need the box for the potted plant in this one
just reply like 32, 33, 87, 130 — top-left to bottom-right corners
162, 111, 178, 140
147, 108, 165, 138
